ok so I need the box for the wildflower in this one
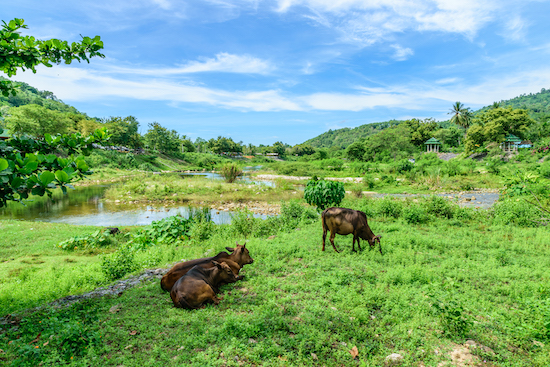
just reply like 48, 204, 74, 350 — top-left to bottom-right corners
35, 346, 39, 349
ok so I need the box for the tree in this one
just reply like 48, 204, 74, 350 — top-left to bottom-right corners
145, 122, 180, 154
1, 18, 104, 96
103, 116, 142, 148
4, 104, 74, 137
463, 107, 535, 153
405, 118, 439, 146
304, 179, 345, 211
0, 127, 109, 207
449, 102, 472, 129
346, 140, 366, 161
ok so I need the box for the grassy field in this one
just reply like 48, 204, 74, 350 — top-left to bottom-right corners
1, 194, 550, 366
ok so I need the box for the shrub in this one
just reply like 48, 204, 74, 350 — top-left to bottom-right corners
190, 211, 215, 241
231, 208, 256, 239
56, 229, 118, 251
131, 215, 192, 248
423, 195, 455, 219
220, 162, 243, 183
431, 295, 472, 338
402, 204, 428, 224
377, 196, 403, 218
363, 174, 376, 189
304, 179, 345, 210
280, 199, 304, 230
396, 159, 414, 173
101, 245, 137, 280
492, 198, 540, 227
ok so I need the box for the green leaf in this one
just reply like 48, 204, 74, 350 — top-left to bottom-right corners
10, 177, 22, 188
40, 171, 55, 186
0, 158, 8, 171
55, 170, 69, 183
45, 154, 57, 163
44, 133, 53, 144
24, 161, 38, 172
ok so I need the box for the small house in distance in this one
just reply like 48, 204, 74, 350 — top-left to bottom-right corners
501, 134, 521, 152
424, 137, 441, 153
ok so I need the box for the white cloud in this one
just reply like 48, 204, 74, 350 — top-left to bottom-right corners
176, 53, 273, 74
10, 62, 550, 114
275, 0, 499, 45
106, 53, 273, 76
390, 44, 413, 61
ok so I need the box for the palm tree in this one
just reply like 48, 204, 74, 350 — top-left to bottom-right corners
490, 101, 501, 109
449, 102, 472, 129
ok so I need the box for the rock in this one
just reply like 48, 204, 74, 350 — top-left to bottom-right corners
385, 353, 403, 365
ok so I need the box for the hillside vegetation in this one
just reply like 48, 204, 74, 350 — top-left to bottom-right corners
303, 120, 403, 149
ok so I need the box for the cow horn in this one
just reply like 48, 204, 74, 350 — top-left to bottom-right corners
212, 261, 221, 267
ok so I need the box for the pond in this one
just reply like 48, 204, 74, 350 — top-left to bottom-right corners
0, 184, 270, 226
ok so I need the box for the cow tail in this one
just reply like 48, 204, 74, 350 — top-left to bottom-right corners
321, 208, 327, 232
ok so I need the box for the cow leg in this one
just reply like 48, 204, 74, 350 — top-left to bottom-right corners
357, 238, 362, 251
330, 232, 339, 253
322, 228, 327, 251
352, 236, 357, 252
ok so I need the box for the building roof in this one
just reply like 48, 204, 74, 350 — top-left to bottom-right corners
424, 137, 441, 145
504, 134, 521, 143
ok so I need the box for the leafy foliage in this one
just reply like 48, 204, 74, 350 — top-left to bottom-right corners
56, 229, 119, 251
0, 127, 109, 207
0, 18, 104, 96
304, 178, 345, 210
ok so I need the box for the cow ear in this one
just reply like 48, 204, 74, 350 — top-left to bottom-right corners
225, 247, 235, 253
212, 261, 221, 268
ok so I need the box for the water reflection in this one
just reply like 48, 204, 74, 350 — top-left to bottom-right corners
0, 184, 269, 226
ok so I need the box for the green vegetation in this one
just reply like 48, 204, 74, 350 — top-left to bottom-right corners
0, 127, 109, 207
2, 193, 550, 366
304, 178, 345, 210
0, 18, 104, 96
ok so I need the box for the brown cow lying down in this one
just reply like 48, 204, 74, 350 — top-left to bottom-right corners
322, 207, 382, 254
161, 242, 254, 292
170, 261, 237, 309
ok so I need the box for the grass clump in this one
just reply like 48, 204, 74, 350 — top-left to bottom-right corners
219, 162, 243, 183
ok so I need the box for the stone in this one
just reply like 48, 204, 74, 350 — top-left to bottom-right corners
385, 353, 403, 365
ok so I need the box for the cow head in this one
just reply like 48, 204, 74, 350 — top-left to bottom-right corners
226, 242, 254, 265
212, 261, 238, 283
368, 235, 382, 254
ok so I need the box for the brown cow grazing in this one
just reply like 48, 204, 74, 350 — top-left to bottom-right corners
170, 261, 237, 309
160, 242, 254, 292
322, 207, 382, 254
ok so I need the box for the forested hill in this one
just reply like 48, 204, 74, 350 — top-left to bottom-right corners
0, 77, 81, 114
488, 87, 550, 121
302, 119, 403, 149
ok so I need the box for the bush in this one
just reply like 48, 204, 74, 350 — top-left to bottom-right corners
190, 210, 215, 242
220, 163, 242, 183
402, 204, 428, 224
377, 196, 403, 218
492, 198, 541, 227
101, 245, 137, 280
131, 215, 192, 248
423, 195, 455, 219
363, 174, 376, 189
280, 199, 304, 230
304, 179, 345, 210
396, 159, 413, 173
231, 208, 256, 238
56, 229, 119, 251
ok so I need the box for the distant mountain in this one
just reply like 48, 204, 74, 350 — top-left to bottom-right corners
302, 88, 550, 149
478, 87, 550, 120
302, 119, 403, 149
0, 77, 82, 115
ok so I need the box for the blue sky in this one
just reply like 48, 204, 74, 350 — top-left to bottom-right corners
4, 0, 550, 145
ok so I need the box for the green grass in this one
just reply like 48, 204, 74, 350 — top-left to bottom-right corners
1, 202, 550, 366
103, 173, 302, 204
